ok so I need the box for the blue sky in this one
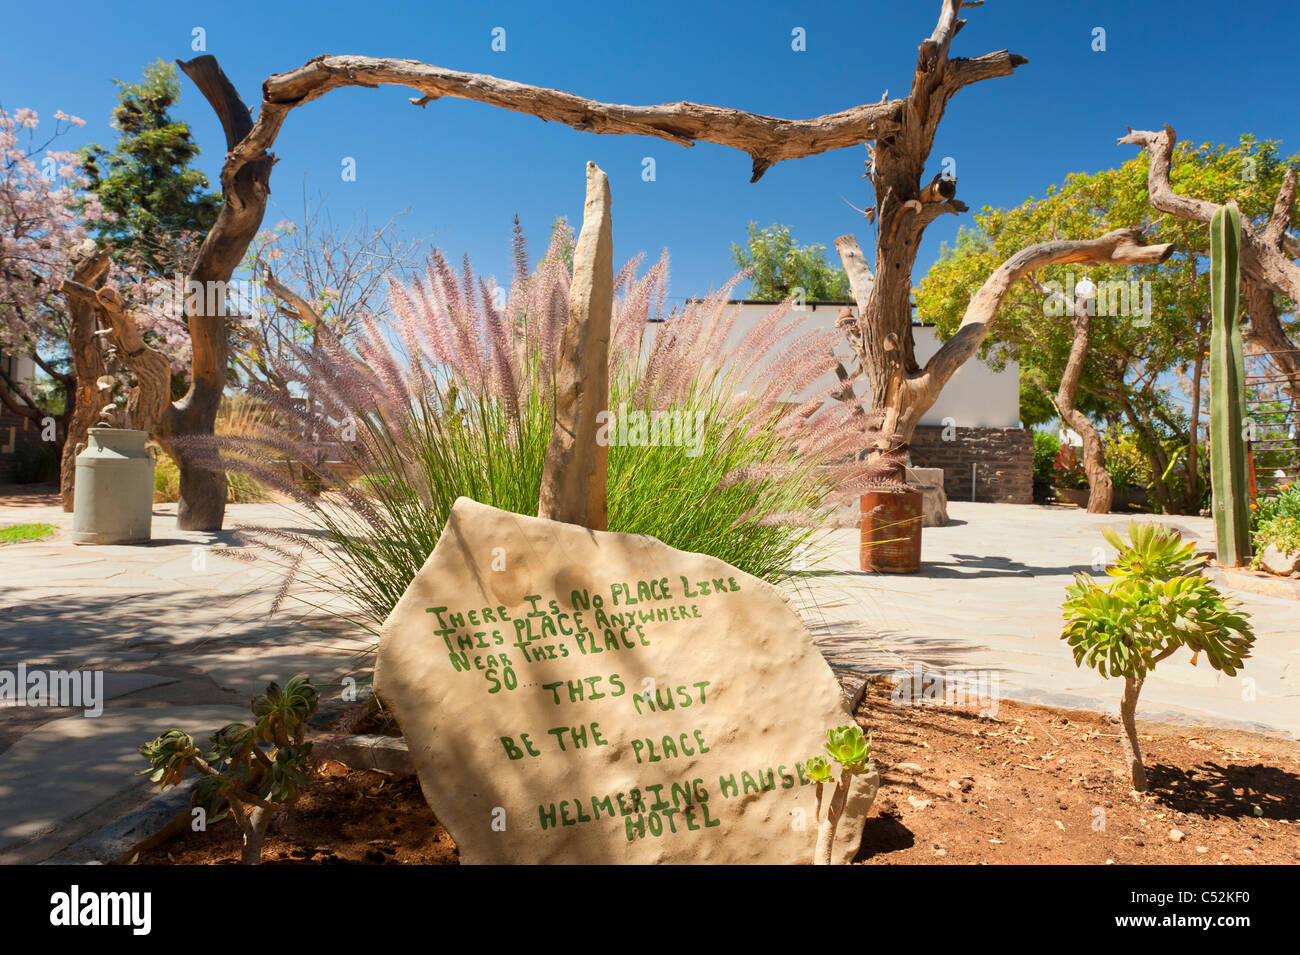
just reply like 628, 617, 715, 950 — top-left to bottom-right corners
3, 0, 1297, 304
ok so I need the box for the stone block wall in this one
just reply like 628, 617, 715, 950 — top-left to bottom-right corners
0, 408, 50, 484
908, 425, 1033, 504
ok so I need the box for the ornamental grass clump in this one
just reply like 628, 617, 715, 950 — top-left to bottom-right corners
139, 675, 318, 864
807, 723, 873, 865
1060, 522, 1253, 792
218, 224, 900, 633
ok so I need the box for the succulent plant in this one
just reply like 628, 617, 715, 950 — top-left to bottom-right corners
804, 755, 833, 784
139, 729, 199, 789
252, 674, 319, 747
139, 674, 319, 864
823, 724, 872, 773
806, 722, 876, 866
1061, 523, 1253, 791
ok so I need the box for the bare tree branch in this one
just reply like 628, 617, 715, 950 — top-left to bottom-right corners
895, 229, 1175, 442
1264, 166, 1298, 247
833, 234, 875, 307
1119, 125, 1300, 303
217, 55, 918, 185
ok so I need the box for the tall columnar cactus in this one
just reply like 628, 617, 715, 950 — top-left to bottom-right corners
1208, 201, 1251, 566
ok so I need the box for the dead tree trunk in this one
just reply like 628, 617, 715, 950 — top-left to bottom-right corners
77, 56, 274, 531
60, 241, 111, 511
1056, 299, 1113, 513
840, 229, 1175, 470
164, 56, 274, 530
831, 3, 1027, 472
1121, 126, 1300, 401
538, 162, 613, 530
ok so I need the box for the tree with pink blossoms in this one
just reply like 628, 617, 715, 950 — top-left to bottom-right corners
0, 106, 187, 507
0, 106, 103, 502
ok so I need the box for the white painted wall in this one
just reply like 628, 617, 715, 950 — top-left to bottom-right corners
653, 301, 1020, 428
0, 352, 37, 396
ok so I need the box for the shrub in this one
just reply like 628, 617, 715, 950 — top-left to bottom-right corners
1052, 442, 1088, 489
1252, 482, 1300, 561
1101, 429, 1152, 492
1060, 522, 1253, 791
223, 229, 898, 632
1032, 429, 1058, 482
139, 675, 318, 864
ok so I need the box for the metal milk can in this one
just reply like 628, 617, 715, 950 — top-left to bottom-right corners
72, 428, 156, 544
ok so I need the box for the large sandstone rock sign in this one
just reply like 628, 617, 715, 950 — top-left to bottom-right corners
375, 497, 868, 864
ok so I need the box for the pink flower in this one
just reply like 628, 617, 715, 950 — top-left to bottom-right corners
53, 109, 86, 128
13, 108, 38, 128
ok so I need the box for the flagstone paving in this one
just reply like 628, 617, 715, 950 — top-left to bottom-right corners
1, 495, 1296, 862
792, 502, 1299, 740
0, 499, 372, 862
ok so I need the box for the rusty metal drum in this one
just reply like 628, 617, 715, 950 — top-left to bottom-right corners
859, 489, 923, 573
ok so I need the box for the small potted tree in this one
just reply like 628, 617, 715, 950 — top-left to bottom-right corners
1060, 523, 1254, 791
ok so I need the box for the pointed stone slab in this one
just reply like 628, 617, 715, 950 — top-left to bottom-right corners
374, 497, 868, 864
538, 161, 612, 530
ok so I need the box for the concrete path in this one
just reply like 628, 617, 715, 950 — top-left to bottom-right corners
794, 502, 1299, 739
0, 498, 372, 862
2, 494, 1297, 861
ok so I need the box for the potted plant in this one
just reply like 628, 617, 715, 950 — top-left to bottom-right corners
1050, 442, 1090, 508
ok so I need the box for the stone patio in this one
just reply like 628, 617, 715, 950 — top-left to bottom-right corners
791, 502, 1299, 741
1, 494, 1296, 862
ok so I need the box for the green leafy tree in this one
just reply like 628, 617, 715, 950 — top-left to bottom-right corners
730, 222, 850, 301
916, 135, 1299, 514
81, 60, 220, 275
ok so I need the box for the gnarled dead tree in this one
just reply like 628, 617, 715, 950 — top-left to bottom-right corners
92, 53, 915, 529
1121, 126, 1300, 402
829, 5, 1176, 470
97, 0, 1165, 528
58, 241, 111, 511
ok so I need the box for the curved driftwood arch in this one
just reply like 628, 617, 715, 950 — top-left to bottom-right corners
87, 0, 1173, 527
